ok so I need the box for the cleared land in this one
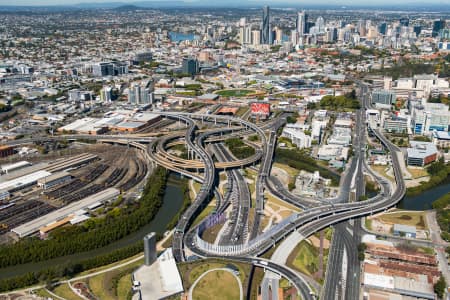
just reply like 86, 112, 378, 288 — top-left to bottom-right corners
215, 89, 255, 97
192, 270, 240, 300
377, 210, 427, 229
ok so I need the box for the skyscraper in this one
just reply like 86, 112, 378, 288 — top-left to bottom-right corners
261, 6, 270, 44
433, 19, 446, 37
182, 58, 199, 76
316, 16, 325, 33
296, 11, 306, 35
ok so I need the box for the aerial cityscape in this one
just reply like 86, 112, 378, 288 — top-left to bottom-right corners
0, 1, 450, 300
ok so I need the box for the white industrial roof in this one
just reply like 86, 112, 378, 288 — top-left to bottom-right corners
0, 170, 51, 192
364, 272, 394, 289
1, 161, 31, 172
12, 188, 119, 237
158, 248, 184, 293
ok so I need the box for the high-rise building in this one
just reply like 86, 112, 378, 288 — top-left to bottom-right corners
261, 6, 270, 44
144, 233, 157, 266
252, 30, 261, 45
182, 58, 199, 76
433, 19, 446, 37
296, 11, 306, 34
378, 23, 387, 35
100, 86, 112, 102
273, 26, 283, 44
128, 81, 154, 105
316, 16, 325, 33
291, 30, 299, 45
400, 17, 410, 27
413, 25, 422, 36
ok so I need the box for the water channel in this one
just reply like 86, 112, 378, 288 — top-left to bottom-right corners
399, 182, 450, 211
0, 173, 184, 280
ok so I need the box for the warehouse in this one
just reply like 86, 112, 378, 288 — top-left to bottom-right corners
0, 170, 51, 192
1, 161, 32, 174
12, 188, 120, 237
37, 171, 72, 190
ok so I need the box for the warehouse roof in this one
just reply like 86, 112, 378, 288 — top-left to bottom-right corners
0, 170, 51, 192
12, 188, 120, 237
1, 161, 31, 173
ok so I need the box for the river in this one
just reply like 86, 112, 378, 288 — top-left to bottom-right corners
0, 173, 184, 280
399, 182, 450, 211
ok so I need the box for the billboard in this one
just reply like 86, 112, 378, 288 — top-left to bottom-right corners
251, 102, 270, 116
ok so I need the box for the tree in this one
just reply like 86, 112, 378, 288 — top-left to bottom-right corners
434, 275, 446, 299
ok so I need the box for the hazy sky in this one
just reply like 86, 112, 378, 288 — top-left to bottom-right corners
0, 0, 447, 5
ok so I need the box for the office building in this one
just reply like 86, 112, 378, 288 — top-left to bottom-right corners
399, 18, 410, 27
134, 51, 153, 64
406, 141, 438, 166
252, 30, 261, 46
128, 81, 154, 105
372, 90, 396, 106
296, 11, 306, 34
261, 6, 270, 44
144, 232, 157, 266
281, 127, 312, 149
413, 25, 422, 36
182, 58, 199, 76
92, 62, 128, 77
100, 86, 112, 102
383, 115, 409, 133
433, 19, 446, 37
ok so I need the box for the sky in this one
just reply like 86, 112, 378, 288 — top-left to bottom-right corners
0, 0, 447, 6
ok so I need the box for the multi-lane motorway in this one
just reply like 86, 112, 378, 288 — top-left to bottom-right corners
42, 97, 406, 298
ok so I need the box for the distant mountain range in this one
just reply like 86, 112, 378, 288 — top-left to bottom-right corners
0, 0, 449, 11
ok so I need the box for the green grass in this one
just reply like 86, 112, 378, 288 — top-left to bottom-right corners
365, 218, 373, 230
52, 284, 82, 300
117, 274, 132, 300
377, 210, 427, 229
287, 241, 319, 276
215, 89, 255, 97
192, 270, 240, 300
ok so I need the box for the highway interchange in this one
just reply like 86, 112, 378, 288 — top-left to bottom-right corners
7, 81, 406, 298
139, 82, 407, 299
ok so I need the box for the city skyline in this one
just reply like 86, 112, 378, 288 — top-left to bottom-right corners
0, 0, 449, 7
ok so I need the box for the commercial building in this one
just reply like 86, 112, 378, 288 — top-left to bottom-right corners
410, 102, 450, 134
432, 131, 450, 148
393, 224, 416, 238
128, 81, 154, 105
406, 141, 438, 166
281, 127, 312, 149
92, 62, 128, 77
182, 58, 199, 76
318, 145, 349, 161
371, 89, 396, 106
383, 115, 409, 133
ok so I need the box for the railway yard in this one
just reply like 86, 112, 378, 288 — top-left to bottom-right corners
0, 143, 150, 243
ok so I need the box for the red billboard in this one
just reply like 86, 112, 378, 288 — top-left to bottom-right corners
251, 102, 270, 116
